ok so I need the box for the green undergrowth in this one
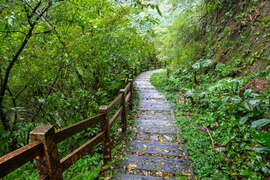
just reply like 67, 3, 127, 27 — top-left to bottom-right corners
151, 0, 270, 178
150, 70, 270, 179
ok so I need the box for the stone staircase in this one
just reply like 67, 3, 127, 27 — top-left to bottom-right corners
118, 69, 192, 179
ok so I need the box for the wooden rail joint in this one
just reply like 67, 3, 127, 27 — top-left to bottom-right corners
99, 105, 111, 164
128, 79, 133, 110
30, 125, 63, 180
119, 89, 127, 133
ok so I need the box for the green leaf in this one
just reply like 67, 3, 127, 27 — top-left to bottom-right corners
155, 5, 162, 16
254, 132, 270, 147
255, 147, 270, 153
239, 116, 249, 125
251, 119, 270, 128
201, 59, 213, 68
222, 135, 236, 146
243, 101, 253, 111
192, 62, 200, 69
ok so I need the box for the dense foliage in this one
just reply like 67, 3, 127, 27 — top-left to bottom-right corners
151, 0, 270, 179
0, 0, 159, 179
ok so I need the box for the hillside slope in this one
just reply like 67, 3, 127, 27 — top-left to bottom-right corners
151, 0, 270, 179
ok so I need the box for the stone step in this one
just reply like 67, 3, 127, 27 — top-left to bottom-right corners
135, 134, 178, 143
119, 174, 175, 180
123, 156, 191, 174
135, 79, 150, 82
129, 141, 185, 156
136, 111, 174, 121
139, 92, 165, 99
139, 102, 171, 109
138, 106, 171, 111
135, 126, 179, 134
137, 89, 162, 93
141, 97, 167, 101
139, 100, 171, 107
135, 85, 155, 88
136, 120, 176, 127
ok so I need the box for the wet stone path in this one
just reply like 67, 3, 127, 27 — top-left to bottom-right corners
118, 70, 192, 179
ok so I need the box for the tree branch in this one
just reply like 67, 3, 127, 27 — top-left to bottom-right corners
0, 0, 52, 131
0, 30, 26, 35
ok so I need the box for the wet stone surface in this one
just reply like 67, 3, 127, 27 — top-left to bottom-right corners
135, 133, 177, 143
136, 110, 173, 121
123, 156, 191, 174
129, 141, 185, 156
136, 120, 176, 127
120, 175, 175, 180
138, 101, 171, 111
117, 70, 192, 179
134, 126, 178, 134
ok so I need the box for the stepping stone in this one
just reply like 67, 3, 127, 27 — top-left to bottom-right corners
135, 134, 177, 143
141, 97, 167, 101
138, 106, 171, 111
119, 175, 175, 180
129, 141, 185, 156
123, 156, 191, 174
136, 111, 173, 121
139, 93, 165, 99
140, 100, 171, 107
135, 126, 178, 134
136, 120, 176, 127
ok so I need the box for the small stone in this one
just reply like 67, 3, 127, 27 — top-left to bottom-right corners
150, 135, 159, 141
164, 135, 173, 141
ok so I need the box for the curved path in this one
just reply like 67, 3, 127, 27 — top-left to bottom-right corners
118, 70, 192, 179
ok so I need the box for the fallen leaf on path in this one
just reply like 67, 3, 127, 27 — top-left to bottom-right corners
127, 163, 137, 171
156, 171, 163, 177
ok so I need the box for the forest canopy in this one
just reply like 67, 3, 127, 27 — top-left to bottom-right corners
0, 0, 158, 155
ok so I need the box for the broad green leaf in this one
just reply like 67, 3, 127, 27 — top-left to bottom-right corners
201, 59, 213, 68
254, 132, 270, 146
255, 147, 270, 153
192, 62, 200, 69
251, 119, 270, 128
239, 116, 249, 125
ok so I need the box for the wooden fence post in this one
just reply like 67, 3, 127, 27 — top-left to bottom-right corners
128, 79, 133, 110
119, 89, 127, 133
30, 125, 63, 180
99, 106, 111, 164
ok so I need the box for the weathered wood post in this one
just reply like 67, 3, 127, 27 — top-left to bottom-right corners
30, 125, 63, 180
99, 106, 111, 164
119, 89, 127, 133
128, 79, 133, 110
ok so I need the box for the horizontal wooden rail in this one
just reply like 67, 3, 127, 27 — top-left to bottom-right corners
55, 114, 105, 143
123, 82, 131, 94
0, 79, 133, 179
107, 94, 122, 111
0, 142, 43, 178
60, 131, 105, 171
125, 92, 131, 103
109, 106, 123, 128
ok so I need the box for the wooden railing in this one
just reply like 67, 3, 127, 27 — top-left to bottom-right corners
0, 79, 133, 179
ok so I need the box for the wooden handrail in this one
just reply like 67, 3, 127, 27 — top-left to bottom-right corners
125, 92, 131, 103
107, 93, 122, 111
123, 82, 131, 94
109, 106, 123, 129
0, 142, 43, 178
55, 114, 105, 143
60, 131, 105, 171
0, 79, 133, 179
